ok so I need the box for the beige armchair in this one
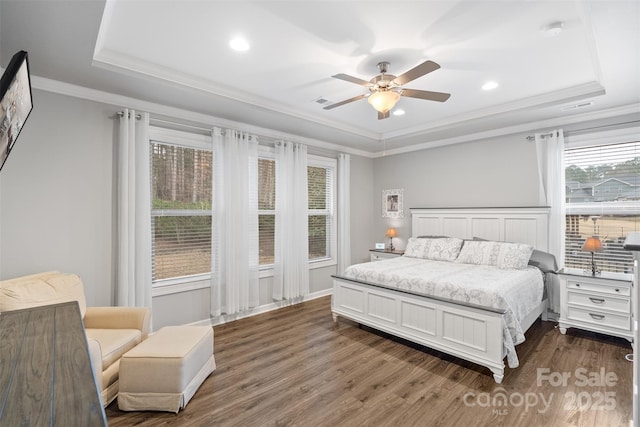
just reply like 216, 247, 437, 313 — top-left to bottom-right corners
0, 271, 150, 406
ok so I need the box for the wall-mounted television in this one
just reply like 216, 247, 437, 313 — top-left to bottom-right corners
0, 51, 33, 172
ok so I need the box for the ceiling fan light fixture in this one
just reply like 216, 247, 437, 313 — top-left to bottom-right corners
368, 91, 400, 114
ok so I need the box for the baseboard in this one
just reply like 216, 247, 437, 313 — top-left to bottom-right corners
186, 288, 332, 328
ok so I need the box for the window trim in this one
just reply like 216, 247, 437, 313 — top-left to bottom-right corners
258, 147, 276, 270
307, 155, 337, 269
148, 132, 339, 292
563, 134, 639, 280
258, 153, 338, 271
149, 126, 213, 292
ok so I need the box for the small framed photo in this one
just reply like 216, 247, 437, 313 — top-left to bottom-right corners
375, 243, 385, 250
382, 188, 404, 219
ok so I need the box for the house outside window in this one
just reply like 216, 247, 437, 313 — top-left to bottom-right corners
564, 139, 639, 275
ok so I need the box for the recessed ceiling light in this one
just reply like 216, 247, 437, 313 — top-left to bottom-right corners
482, 81, 499, 91
543, 21, 563, 37
393, 109, 405, 116
229, 36, 250, 52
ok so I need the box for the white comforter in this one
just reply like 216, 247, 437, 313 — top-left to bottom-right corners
341, 256, 544, 368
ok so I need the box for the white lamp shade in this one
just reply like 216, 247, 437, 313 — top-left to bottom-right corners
368, 91, 400, 114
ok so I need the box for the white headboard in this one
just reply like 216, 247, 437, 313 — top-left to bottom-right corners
411, 207, 550, 251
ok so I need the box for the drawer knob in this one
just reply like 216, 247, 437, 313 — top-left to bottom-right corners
575, 283, 580, 287
589, 313, 605, 320
589, 297, 605, 304
615, 289, 620, 292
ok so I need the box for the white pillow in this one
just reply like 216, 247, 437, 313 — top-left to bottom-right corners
456, 240, 533, 269
425, 237, 464, 262
403, 237, 464, 262
403, 237, 429, 258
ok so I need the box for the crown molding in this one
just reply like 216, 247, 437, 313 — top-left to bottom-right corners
26, 72, 639, 160
30, 74, 377, 158
92, 48, 381, 141
380, 81, 605, 141
91, 48, 608, 146
373, 103, 640, 158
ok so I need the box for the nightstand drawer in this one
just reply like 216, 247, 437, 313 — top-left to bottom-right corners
369, 250, 404, 262
566, 279, 630, 297
566, 291, 630, 314
566, 306, 630, 332
370, 252, 385, 261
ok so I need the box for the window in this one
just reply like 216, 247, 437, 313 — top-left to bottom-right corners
308, 157, 336, 262
150, 127, 336, 286
564, 140, 639, 274
150, 129, 213, 284
257, 153, 336, 267
258, 158, 276, 265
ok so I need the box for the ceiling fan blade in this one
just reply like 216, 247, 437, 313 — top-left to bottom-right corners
332, 73, 372, 87
393, 60, 440, 85
323, 94, 367, 110
401, 88, 451, 102
378, 111, 390, 120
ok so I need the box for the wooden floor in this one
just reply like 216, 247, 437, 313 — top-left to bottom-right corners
106, 296, 633, 427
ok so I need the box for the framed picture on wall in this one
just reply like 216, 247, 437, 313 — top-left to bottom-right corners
382, 188, 404, 219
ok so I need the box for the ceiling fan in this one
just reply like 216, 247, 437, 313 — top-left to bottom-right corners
324, 60, 450, 120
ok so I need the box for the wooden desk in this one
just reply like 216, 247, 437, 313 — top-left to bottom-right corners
0, 301, 107, 426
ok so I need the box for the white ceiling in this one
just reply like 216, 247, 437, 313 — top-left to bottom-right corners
1, 1, 639, 154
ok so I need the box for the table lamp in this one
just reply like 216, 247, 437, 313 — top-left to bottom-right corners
386, 228, 397, 251
582, 236, 603, 276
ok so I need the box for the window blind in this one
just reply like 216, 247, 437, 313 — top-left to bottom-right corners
150, 142, 212, 281
258, 158, 276, 265
308, 164, 334, 261
564, 141, 639, 274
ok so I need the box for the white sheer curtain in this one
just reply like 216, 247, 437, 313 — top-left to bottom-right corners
273, 141, 309, 300
337, 153, 351, 273
211, 128, 259, 316
116, 109, 152, 308
535, 129, 565, 314
535, 129, 566, 265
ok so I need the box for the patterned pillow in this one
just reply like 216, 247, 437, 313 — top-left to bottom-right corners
456, 241, 533, 269
403, 237, 430, 258
424, 237, 464, 262
403, 237, 464, 261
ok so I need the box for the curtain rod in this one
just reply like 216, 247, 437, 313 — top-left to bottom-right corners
525, 120, 640, 141
525, 131, 556, 141
116, 112, 339, 157
148, 116, 295, 146
150, 117, 210, 133
116, 111, 141, 120
119, 114, 264, 139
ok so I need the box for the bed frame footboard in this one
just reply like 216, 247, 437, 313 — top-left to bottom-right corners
332, 277, 507, 383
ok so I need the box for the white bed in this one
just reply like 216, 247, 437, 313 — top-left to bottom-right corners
331, 207, 551, 383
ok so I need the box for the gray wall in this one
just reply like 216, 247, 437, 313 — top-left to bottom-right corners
372, 136, 541, 250
0, 90, 117, 306
0, 89, 374, 328
349, 154, 375, 265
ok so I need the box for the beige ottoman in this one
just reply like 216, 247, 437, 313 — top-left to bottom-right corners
117, 326, 216, 413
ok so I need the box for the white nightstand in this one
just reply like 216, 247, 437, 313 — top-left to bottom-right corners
369, 249, 404, 262
558, 270, 633, 342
